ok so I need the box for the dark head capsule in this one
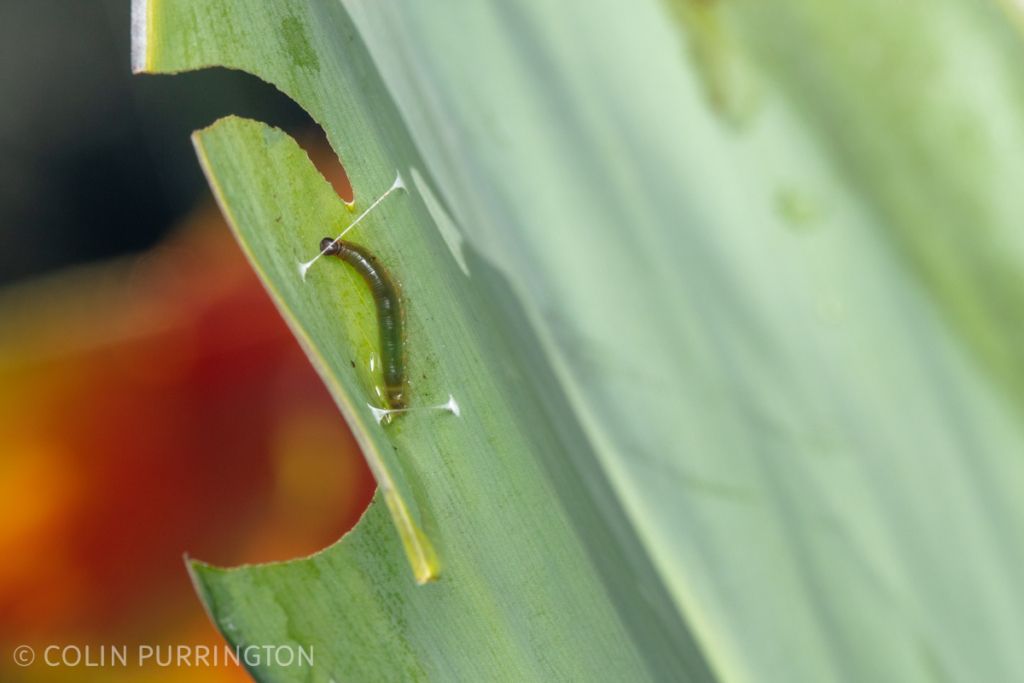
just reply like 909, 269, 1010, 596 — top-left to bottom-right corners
320, 237, 341, 255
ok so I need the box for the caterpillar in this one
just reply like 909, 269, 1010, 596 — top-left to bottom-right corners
319, 237, 406, 410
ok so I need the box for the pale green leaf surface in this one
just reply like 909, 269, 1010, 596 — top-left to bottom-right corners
135, 0, 1024, 681
136, 0, 704, 680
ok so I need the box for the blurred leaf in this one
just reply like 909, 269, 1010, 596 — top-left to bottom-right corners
136, 0, 1024, 681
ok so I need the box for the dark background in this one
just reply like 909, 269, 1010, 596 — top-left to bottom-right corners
0, 0, 311, 285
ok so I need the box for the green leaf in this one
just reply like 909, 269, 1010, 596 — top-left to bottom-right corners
136, 0, 707, 680
136, 0, 1024, 681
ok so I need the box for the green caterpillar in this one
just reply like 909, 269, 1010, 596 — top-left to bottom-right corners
320, 237, 406, 410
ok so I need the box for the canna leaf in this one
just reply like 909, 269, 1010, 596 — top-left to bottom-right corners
136, 0, 1024, 680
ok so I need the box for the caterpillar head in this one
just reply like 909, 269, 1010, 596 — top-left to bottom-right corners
319, 237, 342, 255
